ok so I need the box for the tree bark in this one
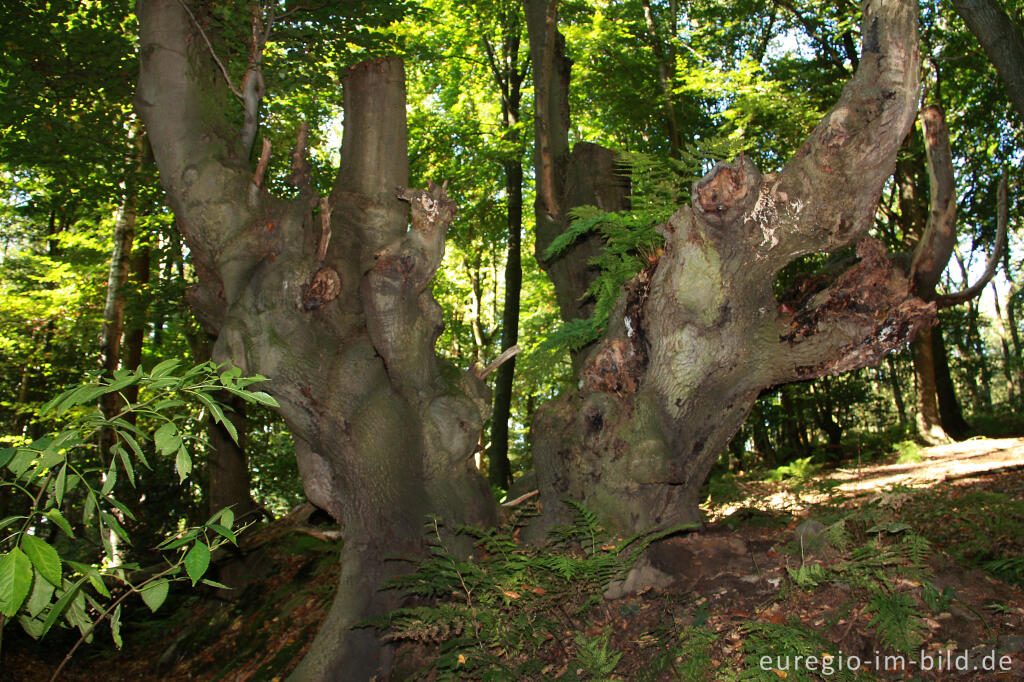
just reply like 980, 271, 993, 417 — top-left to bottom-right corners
951, 0, 1024, 123
524, 0, 631, 373
931, 322, 971, 437
136, 3, 495, 677
530, 0, 928, 536
908, 105, 958, 443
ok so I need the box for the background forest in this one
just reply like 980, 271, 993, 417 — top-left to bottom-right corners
0, 0, 1022, 678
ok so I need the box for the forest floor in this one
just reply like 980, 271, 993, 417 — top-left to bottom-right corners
5, 437, 1024, 681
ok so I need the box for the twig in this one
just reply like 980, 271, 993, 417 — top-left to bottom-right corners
175, 0, 243, 99
49, 566, 179, 682
474, 344, 520, 379
501, 489, 539, 507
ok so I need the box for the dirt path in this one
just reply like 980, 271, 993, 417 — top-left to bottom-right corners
830, 437, 1024, 493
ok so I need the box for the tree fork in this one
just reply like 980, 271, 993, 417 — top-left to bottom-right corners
530, 0, 930, 537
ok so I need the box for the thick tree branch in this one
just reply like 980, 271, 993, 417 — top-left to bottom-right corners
137, 0, 264, 314
909, 105, 957, 296
240, 3, 272, 156
745, 0, 920, 267
774, 239, 935, 382
935, 175, 1008, 307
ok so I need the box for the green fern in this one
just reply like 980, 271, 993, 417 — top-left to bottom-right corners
569, 632, 623, 680
740, 621, 858, 681
375, 501, 683, 678
866, 589, 926, 654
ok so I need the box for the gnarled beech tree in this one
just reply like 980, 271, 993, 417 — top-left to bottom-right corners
136, 2, 494, 678
529, 0, 934, 535
139, 0, 930, 677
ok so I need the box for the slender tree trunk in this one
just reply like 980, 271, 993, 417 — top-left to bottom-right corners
813, 378, 843, 448
484, 18, 527, 490
914, 326, 951, 443
121, 244, 150, 408
886, 354, 908, 425
993, 285, 1019, 405
932, 322, 971, 437
488, 156, 522, 489
98, 134, 141, 458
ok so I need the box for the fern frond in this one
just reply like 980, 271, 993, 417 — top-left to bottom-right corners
866, 589, 926, 654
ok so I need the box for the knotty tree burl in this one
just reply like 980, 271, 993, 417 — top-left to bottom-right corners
138, 0, 929, 678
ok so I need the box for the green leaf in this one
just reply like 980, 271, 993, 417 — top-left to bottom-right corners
104, 373, 138, 394
184, 542, 211, 586
25, 569, 55, 618
54, 462, 68, 505
139, 579, 169, 613
119, 430, 146, 467
110, 602, 123, 648
101, 512, 131, 545
154, 422, 180, 456
207, 524, 237, 546
218, 508, 235, 531
100, 458, 118, 496
7, 448, 36, 477
219, 366, 242, 386
0, 515, 26, 531
114, 443, 135, 486
0, 447, 16, 469
150, 358, 181, 378
0, 548, 34, 617
200, 578, 231, 589
217, 408, 239, 444
45, 509, 74, 538
38, 446, 65, 470
175, 445, 192, 483
21, 535, 62, 587
85, 567, 110, 598
39, 578, 86, 637
83, 491, 97, 523
158, 529, 199, 551
18, 614, 46, 639
107, 496, 138, 522
65, 588, 92, 639
246, 391, 279, 407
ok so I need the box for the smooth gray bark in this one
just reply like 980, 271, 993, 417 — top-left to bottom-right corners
136, 3, 495, 678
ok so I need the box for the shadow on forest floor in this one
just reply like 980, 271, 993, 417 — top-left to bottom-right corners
6, 438, 1024, 681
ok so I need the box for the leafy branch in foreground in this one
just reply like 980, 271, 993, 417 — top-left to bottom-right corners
0, 360, 278, 676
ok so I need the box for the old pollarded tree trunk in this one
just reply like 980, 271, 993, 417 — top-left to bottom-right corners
530, 0, 934, 535
136, 2, 495, 679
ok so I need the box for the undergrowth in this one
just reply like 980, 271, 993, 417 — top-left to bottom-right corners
376, 501, 690, 679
